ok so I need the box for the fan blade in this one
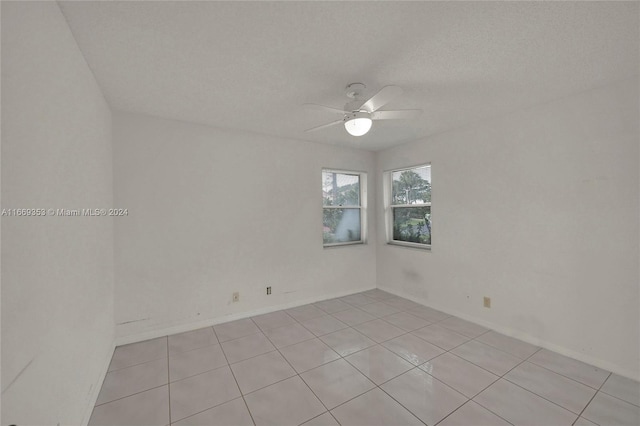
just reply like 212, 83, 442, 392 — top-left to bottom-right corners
372, 109, 422, 120
359, 85, 403, 113
304, 119, 343, 133
303, 103, 345, 115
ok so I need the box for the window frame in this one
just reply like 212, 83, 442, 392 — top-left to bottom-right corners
385, 163, 431, 250
322, 168, 367, 248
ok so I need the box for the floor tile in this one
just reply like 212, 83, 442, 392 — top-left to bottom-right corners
383, 297, 422, 311
382, 312, 430, 331
356, 301, 401, 318
252, 310, 296, 331
421, 352, 498, 398
438, 401, 511, 426
600, 373, 640, 406
96, 357, 168, 405
360, 289, 395, 301
168, 327, 218, 355
573, 416, 598, 426
279, 337, 340, 373
353, 319, 405, 343
314, 298, 352, 314
220, 332, 275, 364
345, 345, 414, 385
169, 366, 241, 423
319, 327, 376, 357
213, 318, 261, 342
108, 337, 167, 371
169, 344, 227, 382
381, 368, 468, 425
378, 295, 403, 305
301, 359, 375, 409
339, 293, 377, 307
89, 385, 169, 426
582, 391, 640, 426
172, 397, 253, 426
244, 376, 325, 426
262, 322, 314, 348
476, 330, 540, 359
382, 333, 444, 366
411, 324, 470, 350
439, 316, 490, 338
528, 349, 610, 388
474, 379, 577, 426
230, 350, 296, 394
96, 294, 634, 426
331, 308, 376, 326
286, 304, 327, 322
505, 361, 596, 414
301, 315, 349, 336
451, 340, 521, 376
331, 388, 423, 426
301, 412, 339, 426
408, 305, 450, 322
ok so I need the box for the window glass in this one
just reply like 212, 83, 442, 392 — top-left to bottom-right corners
389, 165, 431, 248
322, 170, 364, 246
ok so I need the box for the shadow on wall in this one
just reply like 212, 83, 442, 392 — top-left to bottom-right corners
402, 269, 423, 284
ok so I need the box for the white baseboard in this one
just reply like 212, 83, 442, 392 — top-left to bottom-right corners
114, 286, 375, 347
378, 286, 639, 382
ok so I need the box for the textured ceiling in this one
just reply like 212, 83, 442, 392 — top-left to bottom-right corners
59, 1, 639, 151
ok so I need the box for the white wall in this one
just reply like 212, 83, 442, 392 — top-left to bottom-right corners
376, 78, 639, 380
1, 2, 114, 425
113, 111, 376, 340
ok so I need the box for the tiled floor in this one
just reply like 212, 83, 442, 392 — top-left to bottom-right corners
89, 290, 640, 426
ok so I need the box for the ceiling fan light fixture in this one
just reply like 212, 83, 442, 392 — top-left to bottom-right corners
304, 84, 420, 135
344, 111, 372, 136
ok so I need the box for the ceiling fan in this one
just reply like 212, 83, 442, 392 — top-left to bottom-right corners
304, 83, 421, 137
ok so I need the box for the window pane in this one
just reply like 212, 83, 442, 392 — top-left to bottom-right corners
322, 171, 360, 206
323, 208, 361, 244
391, 165, 431, 205
392, 206, 431, 245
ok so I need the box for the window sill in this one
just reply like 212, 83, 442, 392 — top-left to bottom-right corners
323, 241, 365, 248
387, 241, 431, 251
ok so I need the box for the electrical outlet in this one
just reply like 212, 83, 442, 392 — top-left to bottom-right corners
266, 286, 271, 295
232, 292, 239, 303
483, 296, 491, 308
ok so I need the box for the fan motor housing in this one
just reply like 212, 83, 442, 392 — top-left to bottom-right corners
343, 110, 371, 122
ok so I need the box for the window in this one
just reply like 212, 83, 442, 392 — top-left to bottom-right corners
322, 169, 366, 246
387, 164, 431, 248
